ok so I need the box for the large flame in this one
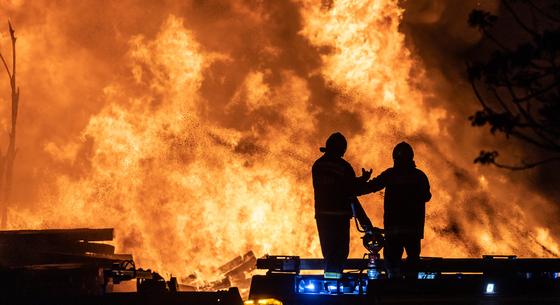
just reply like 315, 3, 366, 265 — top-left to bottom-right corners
1, 0, 559, 284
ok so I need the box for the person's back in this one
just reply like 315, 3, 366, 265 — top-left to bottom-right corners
367, 142, 431, 278
381, 166, 430, 238
312, 153, 355, 218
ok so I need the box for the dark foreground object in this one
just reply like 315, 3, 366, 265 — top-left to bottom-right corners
0, 286, 243, 305
0, 228, 244, 305
0, 263, 244, 305
249, 255, 560, 305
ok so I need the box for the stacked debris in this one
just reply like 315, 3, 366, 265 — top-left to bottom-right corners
0, 228, 131, 265
182, 251, 256, 297
219, 250, 257, 292
0, 228, 132, 297
0, 228, 245, 305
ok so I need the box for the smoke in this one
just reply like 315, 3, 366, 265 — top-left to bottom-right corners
400, 0, 560, 252
0, 0, 558, 282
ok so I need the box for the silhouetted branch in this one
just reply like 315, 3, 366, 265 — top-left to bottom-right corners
0, 21, 19, 228
503, 0, 540, 38
468, 10, 510, 51
475, 149, 560, 170
471, 71, 560, 150
9, 21, 15, 79
513, 80, 560, 103
468, 3, 560, 170
468, 74, 490, 108
501, 75, 560, 147
491, 88, 513, 114
0, 52, 10, 79
526, 0, 560, 23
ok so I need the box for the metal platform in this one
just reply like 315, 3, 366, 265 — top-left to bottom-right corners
249, 255, 560, 305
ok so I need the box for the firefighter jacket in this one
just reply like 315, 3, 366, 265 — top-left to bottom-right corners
367, 164, 431, 238
312, 153, 370, 218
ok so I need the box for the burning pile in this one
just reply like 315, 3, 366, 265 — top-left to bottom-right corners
0, 0, 558, 286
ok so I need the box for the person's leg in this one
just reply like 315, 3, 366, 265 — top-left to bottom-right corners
316, 216, 333, 273
317, 216, 349, 278
404, 237, 421, 261
383, 235, 404, 278
404, 237, 421, 279
316, 216, 329, 256
331, 217, 350, 274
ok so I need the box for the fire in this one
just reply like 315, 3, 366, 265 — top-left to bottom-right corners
1, 0, 559, 286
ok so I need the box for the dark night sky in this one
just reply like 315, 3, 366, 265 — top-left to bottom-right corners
402, 0, 560, 204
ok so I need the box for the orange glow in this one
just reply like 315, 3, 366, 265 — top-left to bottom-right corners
1, 0, 559, 290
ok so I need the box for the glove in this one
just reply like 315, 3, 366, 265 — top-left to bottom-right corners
360, 168, 373, 181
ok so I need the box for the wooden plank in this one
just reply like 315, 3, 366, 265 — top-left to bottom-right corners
78, 242, 115, 254
0, 240, 115, 255
224, 255, 256, 278
0, 228, 127, 268
0, 228, 114, 242
15, 263, 94, 271
0, 252, 133, 268
47, 252, 133, 262
199, 277, 231, 291
218, 251, 255, 274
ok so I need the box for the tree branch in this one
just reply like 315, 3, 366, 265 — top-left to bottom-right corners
510, 129, 560, 151
470, 79, 490, 109
0, 21, 18, 228
468, 5, 560, 170
502, 75, 560, 148
503, 0, 541, 38
9, 20, 15, 84
513, 80, 560, 103
490, 156, 560, 170
526, 0, 560, 23
483, 29, 510, 51
0, 52, 11, 80
491, 87, 514, 114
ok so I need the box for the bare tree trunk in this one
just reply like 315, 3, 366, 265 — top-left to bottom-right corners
0, 21, 19, 229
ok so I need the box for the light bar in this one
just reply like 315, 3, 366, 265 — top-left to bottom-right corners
296, 277, 367, 295
485, 283, 496, 294
418, 272, 437, 279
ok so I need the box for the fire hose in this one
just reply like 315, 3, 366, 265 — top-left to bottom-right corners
351, 199, 385, 279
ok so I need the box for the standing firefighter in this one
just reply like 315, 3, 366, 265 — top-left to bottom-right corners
312, 132, 374, 279
367, 142, 431, 278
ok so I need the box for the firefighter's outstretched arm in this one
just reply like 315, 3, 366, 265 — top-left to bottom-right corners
348, 168, 375, 196
357, 168, 372, 182
366, 171, 387, 193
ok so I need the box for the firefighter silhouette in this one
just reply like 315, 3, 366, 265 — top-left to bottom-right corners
311, 132, 374, 279
367, 142, 431, 278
